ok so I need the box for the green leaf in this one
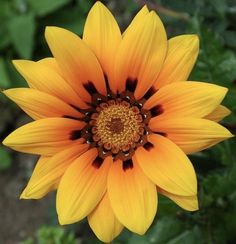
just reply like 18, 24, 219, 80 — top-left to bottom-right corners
190, 26, 236, 85
0, 146, 12, 171
7, 13, 36, 59
147, 217, 184, 244
167, 226, 202, 244
0, 58, 11, 88
28, 0, 70, 17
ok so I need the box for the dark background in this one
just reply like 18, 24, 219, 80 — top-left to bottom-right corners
0, 0, 236, 243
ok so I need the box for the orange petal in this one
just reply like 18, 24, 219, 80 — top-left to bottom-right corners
205, 105, 231, 122
153, 34, 199, 89
114, 11, 167, 99
3, 88, 82, 120
20, 143, 89, 199
107, 159, 157, 235
45, 26, 106, 103
122, 6, 149, 36
135, 134, 197, 196
88, 192, 123, 243
3, 118, 85, 156
57, 149, 112, 225
157, 187, 199, 211
83, 1, 121, 92
150, 117, 233, 154
144, 82, 228, 119
13, 60, 88, 109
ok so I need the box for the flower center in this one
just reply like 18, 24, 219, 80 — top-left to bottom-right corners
93, 102, 143, 154
77, 91, 151, 160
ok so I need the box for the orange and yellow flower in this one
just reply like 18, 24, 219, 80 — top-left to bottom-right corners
2, 2, 233, 243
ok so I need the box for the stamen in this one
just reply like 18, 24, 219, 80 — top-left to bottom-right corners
78, 90, 152, 160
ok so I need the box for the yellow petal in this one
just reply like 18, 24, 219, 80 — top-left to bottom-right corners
20, 143, 89, 199
45, 26, 106, 103
150, 117, 233, 154
88, 192, 123, 243
3, 118, 85, 156
107, 159, 157, 235
144, 82, 228, 119
205, 105, 231, 122
13, 60, 88, 109
83, 1, 121, 92
3, 88, 82, 120
114, 11, 167, 99
157, 187, 199, 211
123, 5, 149, 36
57, 149, 112, 225
37, 57, 62, 75
135, 134, 197, 196
153, 34, 199, 89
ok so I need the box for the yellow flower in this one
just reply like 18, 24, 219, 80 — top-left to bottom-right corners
2, 2, 233, 243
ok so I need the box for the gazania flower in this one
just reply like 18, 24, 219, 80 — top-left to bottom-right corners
2, 1, 233, 243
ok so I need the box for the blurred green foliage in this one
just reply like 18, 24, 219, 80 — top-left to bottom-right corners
21, 226, 77, 244
0, 0, 236, 243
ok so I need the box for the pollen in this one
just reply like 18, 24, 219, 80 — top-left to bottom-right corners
94, 102, 142, 152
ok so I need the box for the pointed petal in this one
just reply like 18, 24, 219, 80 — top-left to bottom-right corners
45, 26, 106, 103
153, 35, 199, 89
13, 60, 88, 109
150, 118, 233, 154
83, 1, 121, 92
3, 88, 82, 120
88, 192, 123, 243
157, 187, 199, 211
115, 11, 167, 99
57, 149, 112, 225
144, 82, 228, 119
135, 134, 197, 196
37, 57, 62, 75
3, 118, 85, 155
20, 143, 89, 199
205, 105, 231, 122
123, 5, 149, 36
107, 159, 157, 234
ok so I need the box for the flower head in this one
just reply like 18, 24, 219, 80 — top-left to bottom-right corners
2, 2, 233, 243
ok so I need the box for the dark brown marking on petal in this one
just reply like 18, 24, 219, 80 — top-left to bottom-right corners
126, 78, 137, 92
83, 81, 98, 95
70, 104, 82, 112
151, 105, 164, 117
104, 74, 110, 90
70, 130, 82, 140
155, 132, 167, 137
122, 159, 133, 171
62, 115, 80, 120
144, 86, 157, 100
143, 141, 154, 151
92, 156, 103, 168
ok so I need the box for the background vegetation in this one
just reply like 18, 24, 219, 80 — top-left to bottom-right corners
0, 0, 236, 243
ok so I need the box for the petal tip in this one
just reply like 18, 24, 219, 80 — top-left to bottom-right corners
20, 189, 31, 199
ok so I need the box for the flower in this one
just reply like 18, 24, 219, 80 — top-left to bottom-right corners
2, 1, 233, 243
